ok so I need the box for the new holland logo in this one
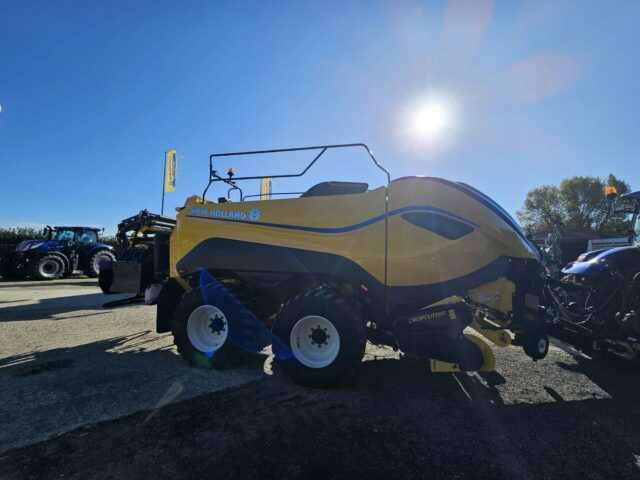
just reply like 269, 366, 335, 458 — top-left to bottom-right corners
249, 208, 261, 221
189, 207, 262, 222
190, 207, 246, 220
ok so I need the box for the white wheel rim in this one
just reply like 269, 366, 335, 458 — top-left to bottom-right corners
538, 338, 547, 354
93, 255, 103, 273
187, 305, 229, 353
290, 315, 340, 369
41, 259, 60, 277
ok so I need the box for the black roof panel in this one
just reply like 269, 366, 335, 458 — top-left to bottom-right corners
620, 191, 640, 201
54, 226, 101, 231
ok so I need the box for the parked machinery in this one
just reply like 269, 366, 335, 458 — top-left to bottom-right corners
0, 226, 115, 280
543, 190, 640, 359
101, 144, 551, 386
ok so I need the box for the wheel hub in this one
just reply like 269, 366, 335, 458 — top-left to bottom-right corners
310, 326, 328, 346
209, 314, 226, 335
538, 338, 547, 353
41, 259, 60, 276
290, 315, 341, 368
187, 305, 229, 353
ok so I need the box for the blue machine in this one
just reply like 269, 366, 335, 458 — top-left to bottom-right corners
0, 226, 115, 280
545, 191, 640, 358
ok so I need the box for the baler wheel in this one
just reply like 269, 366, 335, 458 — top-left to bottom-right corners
171, 282, 257, 369
273, 286, 366, 387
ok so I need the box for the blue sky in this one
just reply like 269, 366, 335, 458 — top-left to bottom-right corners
1, 0, 639, 233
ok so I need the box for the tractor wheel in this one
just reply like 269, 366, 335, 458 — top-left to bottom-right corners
171, 282, 255, 369
84, 250, 116, 278
521, 333, 550, 361
30, 255, 65, 280
273, 287, 366, 388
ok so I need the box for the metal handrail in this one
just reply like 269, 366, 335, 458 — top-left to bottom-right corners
201, 143, 391, 200
242, 192, 305, 201
199, 142, 392, 316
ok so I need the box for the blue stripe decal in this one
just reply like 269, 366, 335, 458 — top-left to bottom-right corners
187, 205, 479, 234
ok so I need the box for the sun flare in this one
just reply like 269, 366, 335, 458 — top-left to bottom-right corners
412, 100, 451, 138
410, 96, 454, 141
398, 92, 459, 153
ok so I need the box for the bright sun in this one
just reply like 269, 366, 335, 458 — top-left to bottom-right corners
401, 93, 458, 150
412, 100, 450, 137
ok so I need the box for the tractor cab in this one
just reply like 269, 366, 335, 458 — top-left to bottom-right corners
46, 226, 101, 246
614, 191, 640, 247
622, 192, 640, 247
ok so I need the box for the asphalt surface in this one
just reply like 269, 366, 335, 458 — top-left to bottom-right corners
1, 278, 640, 479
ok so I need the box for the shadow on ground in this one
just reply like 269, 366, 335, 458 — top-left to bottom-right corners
556, 354, 640, 400
0, 331, 175, 375
0, 278, 98, 286
0, 292, 132, 321
1, 350, 639, 480
0, 331, 265, 456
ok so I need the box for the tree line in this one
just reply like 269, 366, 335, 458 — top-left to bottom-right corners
516, 174, 632, 237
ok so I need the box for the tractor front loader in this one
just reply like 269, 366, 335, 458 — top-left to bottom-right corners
101, 144, 551, 387
99, 210, 175, 305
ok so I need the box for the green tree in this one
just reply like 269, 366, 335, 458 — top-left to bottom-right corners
516, 174, 631, 236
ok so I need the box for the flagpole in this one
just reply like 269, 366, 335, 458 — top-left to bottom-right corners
161, 151, 166, 215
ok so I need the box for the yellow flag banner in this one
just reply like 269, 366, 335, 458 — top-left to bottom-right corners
260, 177, 272, 200
165, 149, 177, 193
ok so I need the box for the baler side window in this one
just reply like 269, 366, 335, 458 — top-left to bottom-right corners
401, 212, 473, 240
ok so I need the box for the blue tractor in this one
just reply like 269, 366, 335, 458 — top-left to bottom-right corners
0, 226, 116, 280
543, 190, 640, 359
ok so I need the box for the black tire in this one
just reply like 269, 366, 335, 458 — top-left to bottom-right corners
29, 255, 65, 280
521, 333, 549, 360
171, 280, 258, 369
98, 265, 113, 294
273, 287, 366, 388
84, 250, 116, 278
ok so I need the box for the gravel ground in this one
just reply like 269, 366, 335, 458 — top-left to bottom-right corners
1, 278, 640, 479
0, 278, 264, 453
